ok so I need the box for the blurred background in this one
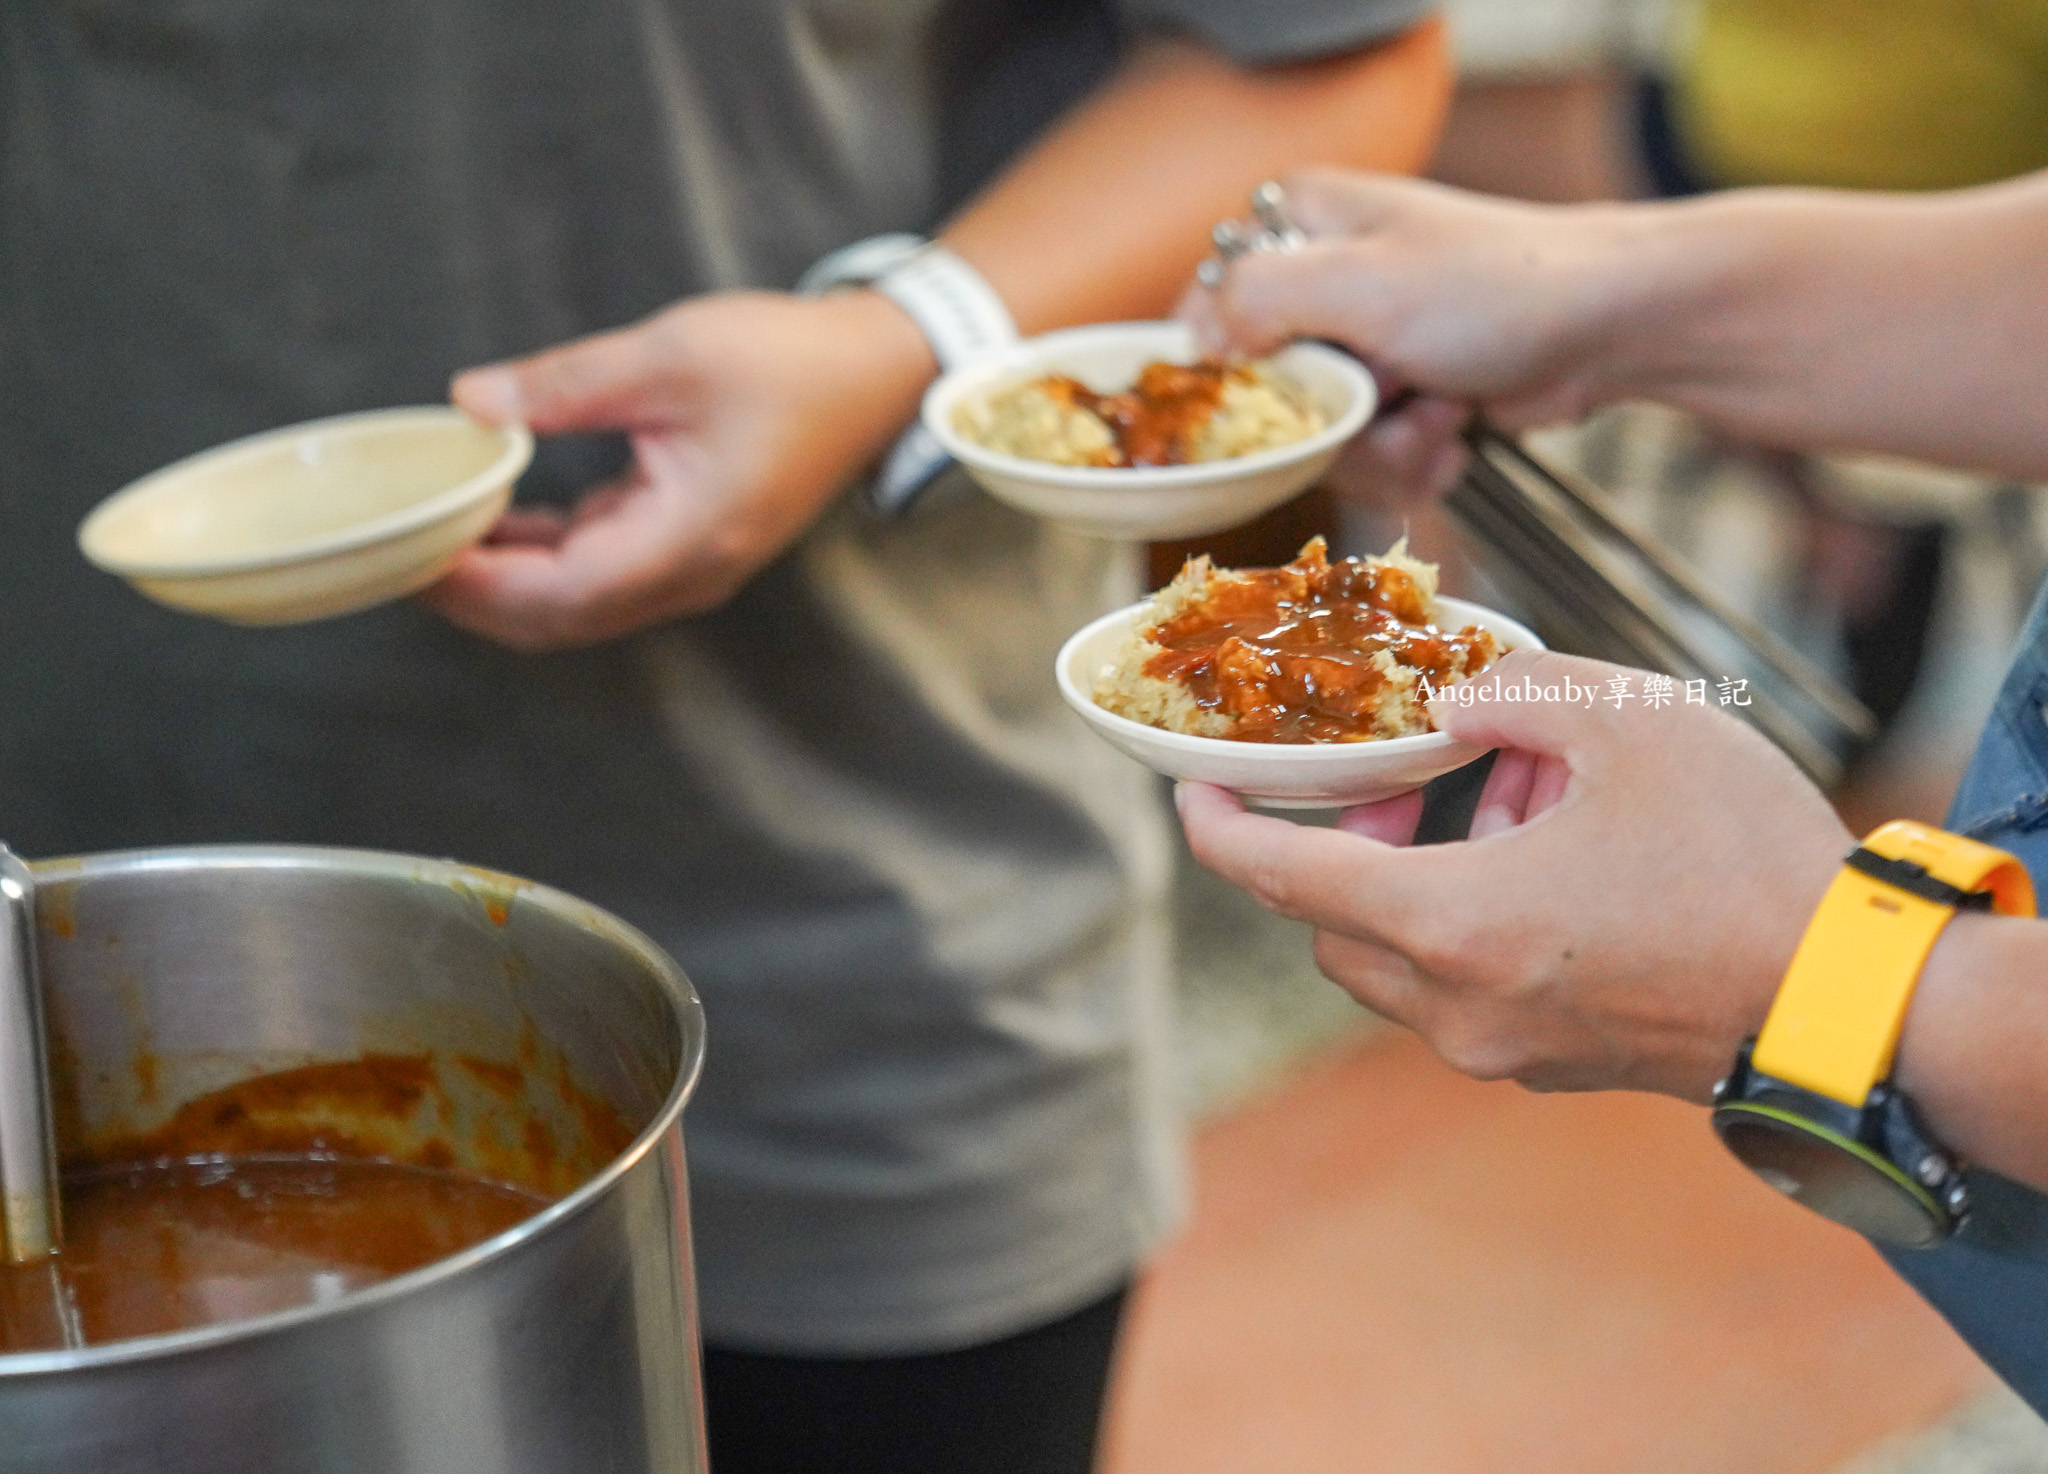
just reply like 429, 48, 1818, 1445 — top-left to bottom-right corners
1106, 0, 2048, 1468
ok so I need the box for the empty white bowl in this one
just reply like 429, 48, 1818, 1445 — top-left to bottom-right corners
1056, 595, 1545, 808
78, 406, 534, 625
923, 321, 1375, 540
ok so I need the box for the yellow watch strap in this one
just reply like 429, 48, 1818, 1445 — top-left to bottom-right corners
1752, 821, 2034, 1106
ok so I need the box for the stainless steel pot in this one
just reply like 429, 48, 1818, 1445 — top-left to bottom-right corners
0, 845, 708, 1474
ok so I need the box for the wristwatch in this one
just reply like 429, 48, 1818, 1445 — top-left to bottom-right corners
797, 234, 1017, 517
1712, 819, 2035, 1247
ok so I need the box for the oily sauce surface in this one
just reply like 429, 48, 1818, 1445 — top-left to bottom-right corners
0, 1155, 549, 1352
1142, 539, 1499, 742
1042, 359, 1235, 466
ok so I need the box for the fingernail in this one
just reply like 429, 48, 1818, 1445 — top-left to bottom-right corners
1172, 781, 1192, 815
454, 366, 524, 422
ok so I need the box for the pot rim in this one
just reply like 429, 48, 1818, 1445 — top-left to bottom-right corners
0, 843, 706, 1377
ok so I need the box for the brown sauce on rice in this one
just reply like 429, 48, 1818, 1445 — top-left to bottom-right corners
1039, 360, 1232, 466
1138, 539, 1499, 742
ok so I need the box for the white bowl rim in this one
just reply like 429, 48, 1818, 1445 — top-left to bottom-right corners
78, 405, 535, 579
923, 321, 1375, 489
1056, 593, 1544, 762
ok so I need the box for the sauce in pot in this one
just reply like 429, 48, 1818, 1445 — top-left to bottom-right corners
0, 1156, 549, 1352
0, 1050, 625, 1355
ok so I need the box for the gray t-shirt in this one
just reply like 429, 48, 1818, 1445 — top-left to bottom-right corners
0, 0, 1432, 1352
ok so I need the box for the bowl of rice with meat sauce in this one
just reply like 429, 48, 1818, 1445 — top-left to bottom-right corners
1056, 537, 1544, 808
923, 321, 1374, 540
954, 357, 1326, 468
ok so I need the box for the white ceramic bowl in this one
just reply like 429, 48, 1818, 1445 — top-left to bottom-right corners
1056, 595, 1545, 809
78, 406, 534, 626
923, 321, 1375, 540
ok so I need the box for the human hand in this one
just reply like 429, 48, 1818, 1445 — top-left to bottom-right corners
1182, 169, 1643, 511
424, 289, 935, 650
1175, 649, 1853, 1101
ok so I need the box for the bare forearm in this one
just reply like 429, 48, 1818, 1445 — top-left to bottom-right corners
847, 22, 1449, 458
945, 22, 1451, 333
443, 21, 1453, 641
1897, 912, 2048, 1193
1588, 174, 2048, 480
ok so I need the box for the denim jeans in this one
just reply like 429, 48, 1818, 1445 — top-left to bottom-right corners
1878, 581, 2048, 1413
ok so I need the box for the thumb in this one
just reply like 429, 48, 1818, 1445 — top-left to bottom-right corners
1280, 168, 1438, 239
1209, 239, 1394, 360
1429, 649, 1623, 757
1175, 780, 1449, 941
452, 322, 667, 435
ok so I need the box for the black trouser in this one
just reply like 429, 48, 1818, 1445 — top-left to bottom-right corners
702, 1285, 1131, 1474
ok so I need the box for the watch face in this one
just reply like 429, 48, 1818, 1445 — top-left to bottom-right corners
1713, 1104, 1947, 1248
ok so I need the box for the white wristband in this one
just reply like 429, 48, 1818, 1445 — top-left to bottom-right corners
799, 235, 1017, 515
799, 236, 1017, 367
868, 245, 1017, 369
